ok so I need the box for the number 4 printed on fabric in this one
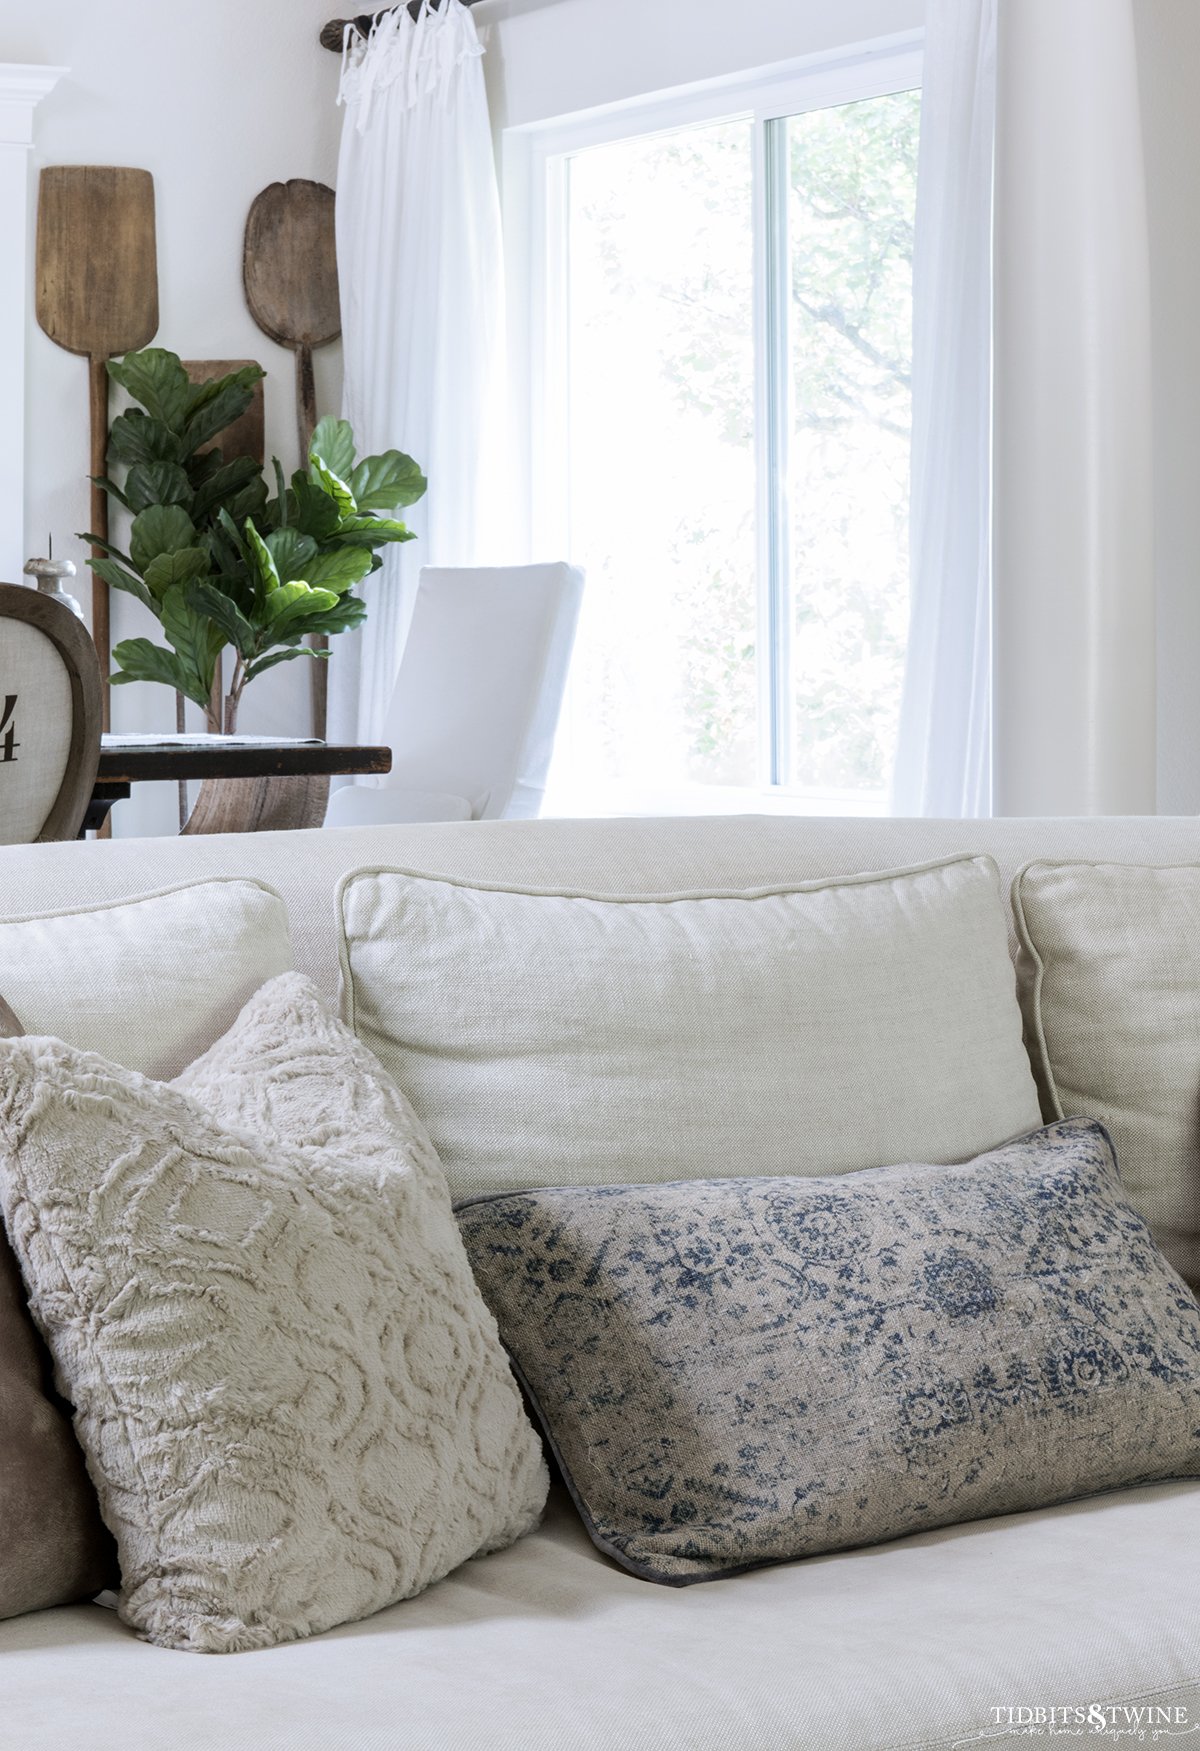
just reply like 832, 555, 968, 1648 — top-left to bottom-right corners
0, 695, 18, 763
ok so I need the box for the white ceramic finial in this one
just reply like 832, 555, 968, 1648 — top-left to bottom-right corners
24, 555, 85, 619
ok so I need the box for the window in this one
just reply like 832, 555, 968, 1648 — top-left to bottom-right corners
510, 43, 922, 814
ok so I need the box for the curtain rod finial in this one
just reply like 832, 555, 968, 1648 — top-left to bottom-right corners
321, 1, 481, 50
320, 16, 363, 51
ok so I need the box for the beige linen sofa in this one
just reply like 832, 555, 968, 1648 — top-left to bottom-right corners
1, 814, 1199, 1751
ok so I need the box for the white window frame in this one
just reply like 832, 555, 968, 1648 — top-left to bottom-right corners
505, 30, 923, 805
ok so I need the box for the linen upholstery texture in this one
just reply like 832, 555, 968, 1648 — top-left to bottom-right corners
0, 989, 117, 1619
1014, 860, 1200, 1291
0, 973, 547, 1653
339, 856, 1042, 1201
1, 1482, 1198, 1751
0, 878, 292, 1079
4, 816, 1200, 1005
459, 1120, 1200, 1585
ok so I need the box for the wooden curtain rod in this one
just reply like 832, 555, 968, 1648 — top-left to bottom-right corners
320, 1, 482, 50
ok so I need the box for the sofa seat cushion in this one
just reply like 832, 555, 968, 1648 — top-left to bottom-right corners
1, 1482, 1198, 1751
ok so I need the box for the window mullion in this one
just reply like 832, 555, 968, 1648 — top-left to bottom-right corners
755, 113, 793, 789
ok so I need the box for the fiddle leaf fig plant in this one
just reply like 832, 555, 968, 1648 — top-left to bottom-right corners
82, 347, 426, 732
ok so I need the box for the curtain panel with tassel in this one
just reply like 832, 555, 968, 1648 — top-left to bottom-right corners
329, 0, 506, 753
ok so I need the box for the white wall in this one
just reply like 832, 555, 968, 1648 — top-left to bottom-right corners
1135, 0, 1200, 815
481, 0, 924, 131
6, 0, 343, 834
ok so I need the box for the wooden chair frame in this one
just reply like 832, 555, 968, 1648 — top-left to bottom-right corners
0, 582, 103, 842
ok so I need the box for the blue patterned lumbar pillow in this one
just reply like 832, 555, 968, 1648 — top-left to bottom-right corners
456, 1119, 1200, 1585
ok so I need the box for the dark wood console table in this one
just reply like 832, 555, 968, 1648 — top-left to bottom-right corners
88, 737, 392, 836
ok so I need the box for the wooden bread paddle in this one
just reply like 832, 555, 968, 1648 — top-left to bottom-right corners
243, 180, 340, 463
244, 180, 341, 738
36, 167, 159, 733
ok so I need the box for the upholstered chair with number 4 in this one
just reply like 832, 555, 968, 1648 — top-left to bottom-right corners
0, 583, 103, 844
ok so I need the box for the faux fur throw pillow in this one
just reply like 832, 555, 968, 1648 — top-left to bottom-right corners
0, 973, 547, 1653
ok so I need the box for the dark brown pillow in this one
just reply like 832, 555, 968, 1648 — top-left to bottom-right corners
0, 993, 117, 1616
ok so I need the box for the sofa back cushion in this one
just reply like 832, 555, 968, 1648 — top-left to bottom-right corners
339, 855, 1042, 1201
5, 816, 1200, 1008
0, 878, 292, 1079
1014, 860, 1200, 1289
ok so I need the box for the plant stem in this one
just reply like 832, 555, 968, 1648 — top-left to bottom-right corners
224, 654, 247, 735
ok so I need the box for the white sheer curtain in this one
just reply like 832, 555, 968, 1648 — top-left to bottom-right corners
329, 0, 505, 749
891, 0, 996, 817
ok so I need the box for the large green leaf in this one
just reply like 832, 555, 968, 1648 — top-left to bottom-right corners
185, 363, 264, 418
245, 522, 281, 593
184, 375, 262, 453
348, 450, 427, 513
142, 547, 210, 601
215, 507, 248, 558
225, 476, 269, 525
205, 519, 251, 584
292, 593, 369, 638
76, 532, 135, 567
92, 474, 132, 512
336, 514, 416, 548
107, 410, 181, 468
186, 449, 225, 488
191, 455, 263, 524
266, 527, 318, 584
125, 461, 194, 515
266, 582, 340, 634
129, 504, 197, 573
311, 455, 357, 518
111, 638, 210, 711
209, 520, 261, 615
303, 546, 374, 595
185, 580, 258, 657
244, 646, 325, 684
309, 416, 356, 481
108, 349, 192, 431
161, 585, 220, 693
288, 475, 343, 540
89, 557, 156, 616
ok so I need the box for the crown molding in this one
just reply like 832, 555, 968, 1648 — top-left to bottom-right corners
0, 64, 67, 147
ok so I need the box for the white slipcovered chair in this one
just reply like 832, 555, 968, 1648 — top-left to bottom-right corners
0, 584, 102, 844
325, 563, 584, 828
